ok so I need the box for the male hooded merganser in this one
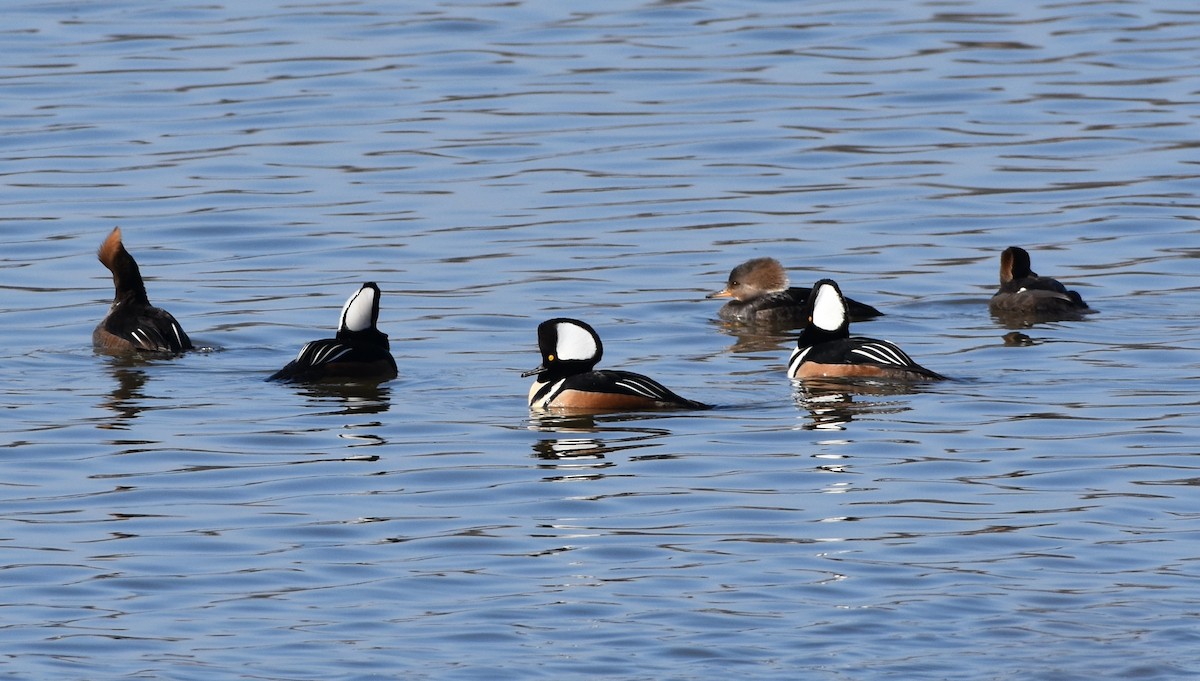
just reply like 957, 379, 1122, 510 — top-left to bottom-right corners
93, 227, 193, 354
788, 279, 945, 381
988, 246, 1090, 318
268, 282, 398, 382
522, 318, 710, 411
707, 257, 883, 325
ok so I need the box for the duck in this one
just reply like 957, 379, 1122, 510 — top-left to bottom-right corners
988, 246, 1089, 319
788, 279, 945, 381
707, 257, 882, 326
522, 318, 710, 411
268, 282, 398, 382
93, 227, 193, 355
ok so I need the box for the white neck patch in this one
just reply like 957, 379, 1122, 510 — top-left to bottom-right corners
339, 285, 376, 333
811, 284, 846, 332
554, 321, 598, 361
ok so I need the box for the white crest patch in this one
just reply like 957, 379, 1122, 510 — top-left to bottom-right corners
554, 321, 598, 361
339, 285, 376, 333
811, 284, 846, 331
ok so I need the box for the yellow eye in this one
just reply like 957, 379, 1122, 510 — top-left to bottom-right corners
548, 354, 555, 362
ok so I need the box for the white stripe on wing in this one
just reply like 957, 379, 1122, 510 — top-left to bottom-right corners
850, 341, 915, 368
297, 342, 353, 367
614, 376, 670, 401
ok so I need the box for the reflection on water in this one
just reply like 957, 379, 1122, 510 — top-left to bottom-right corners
1002, 330, 1037, 346
285, 382, 393, 446
793, 379, 924, 431
990, 307, 1097, 329
710, 320, 797, 354
97, 358, 150, 429
292, 382, 393, 417
527, 412, 678, 476
795, 385, 858, 431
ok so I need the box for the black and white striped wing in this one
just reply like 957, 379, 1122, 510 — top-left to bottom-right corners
594, 370, 708, 408
268, 338, 355, 381
849, 338, 944, 379
795, 337, 943, 379
291, 339, 356, 369
847, 339, 921, 369
108, 308, 192, 353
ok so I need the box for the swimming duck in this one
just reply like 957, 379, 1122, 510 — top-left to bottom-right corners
93, 227, 193, 355
708, 257, 882, 326
268, 282, 398, 382
788, 279, 945, 381
988, 246, 1089, 319
523, 318, 710, 411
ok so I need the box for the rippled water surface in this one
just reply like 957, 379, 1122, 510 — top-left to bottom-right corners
3, 1, 1200, 679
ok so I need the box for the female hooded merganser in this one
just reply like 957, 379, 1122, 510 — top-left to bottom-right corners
988, 246, 1089, 318
788, 279, 945, 381
707, 257, 883, 325
522, 318, 710, 411
268, 282, 398, 382
93, 227, 193, 354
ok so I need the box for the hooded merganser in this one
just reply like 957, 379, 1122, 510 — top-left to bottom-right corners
788, 279, 945, 381
988, 246, 1089, 318
707, 257, 883, 326
268, 282, 398, 382
522, 318, 710, 412
93, 227, 193, 355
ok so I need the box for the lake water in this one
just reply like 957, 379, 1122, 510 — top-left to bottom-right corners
3, 0, 1199, 679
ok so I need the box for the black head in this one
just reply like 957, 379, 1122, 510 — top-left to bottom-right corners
999, 246, 1036, 284
521, 317, 603, 378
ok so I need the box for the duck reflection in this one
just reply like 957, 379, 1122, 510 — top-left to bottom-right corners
293, 381, 392, 417
292, 382, 392, 447
98, 356, 150, 429
527, 411, 598, 434
792, 379, 918, 431
527, 412, 674, 478
991, 309, 1091, 330
709, 320, 794, 354
1002, 330, 1038, 346
532, 436, 613, 464
793, 382, 858, 431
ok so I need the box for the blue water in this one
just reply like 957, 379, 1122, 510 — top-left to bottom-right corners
3, 1, 1199, 679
